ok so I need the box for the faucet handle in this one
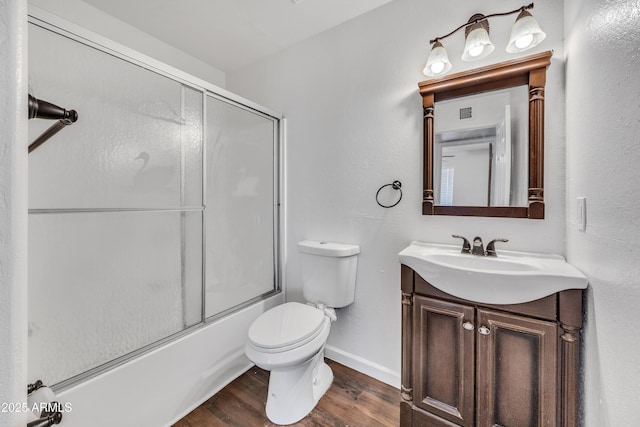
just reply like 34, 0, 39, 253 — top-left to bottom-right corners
452, 235, 471, 254
486, 238, 509, 257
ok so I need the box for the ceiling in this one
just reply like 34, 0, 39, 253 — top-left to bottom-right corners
81, 0, 393, 72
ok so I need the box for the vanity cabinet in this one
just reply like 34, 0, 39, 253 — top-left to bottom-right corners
401, 265, 582, 427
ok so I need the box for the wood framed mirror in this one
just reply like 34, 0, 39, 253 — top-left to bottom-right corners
419, 51, 552, 219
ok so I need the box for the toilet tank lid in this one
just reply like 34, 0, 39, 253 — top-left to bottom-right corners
298, 240, 360, 257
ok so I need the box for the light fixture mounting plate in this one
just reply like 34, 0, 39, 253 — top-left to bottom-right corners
465, 13, 490, 37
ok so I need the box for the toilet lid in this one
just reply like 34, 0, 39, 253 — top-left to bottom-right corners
248, 302, 326, 350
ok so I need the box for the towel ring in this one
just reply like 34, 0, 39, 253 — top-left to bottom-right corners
376, 181, 402, 208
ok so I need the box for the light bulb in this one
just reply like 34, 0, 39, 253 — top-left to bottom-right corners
430, 61, 445, 74
515, 33, 534, 49
468, 45, 484, 57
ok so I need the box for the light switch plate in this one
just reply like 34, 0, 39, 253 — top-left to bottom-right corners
577, 197, 586, 231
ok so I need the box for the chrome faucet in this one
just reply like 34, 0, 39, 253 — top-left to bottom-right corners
471, 236, 485, 256
452, 235, 471, 254
486, 238, 509, 257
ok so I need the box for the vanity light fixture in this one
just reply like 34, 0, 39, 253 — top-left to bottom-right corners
423, 3, 546, 77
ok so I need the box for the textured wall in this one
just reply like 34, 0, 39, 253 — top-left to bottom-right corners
0, 0, 28, 425
228, 0, 567, 384
565, 0, 640, 425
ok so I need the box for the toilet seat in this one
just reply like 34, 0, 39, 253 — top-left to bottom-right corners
248, 302, 326, 353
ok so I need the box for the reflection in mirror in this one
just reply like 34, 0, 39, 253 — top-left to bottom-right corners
434, 86, 528, 207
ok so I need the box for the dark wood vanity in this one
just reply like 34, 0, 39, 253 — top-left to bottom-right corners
400, 265, 583, 427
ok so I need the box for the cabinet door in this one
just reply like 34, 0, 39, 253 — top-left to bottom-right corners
413, 296, 475, 426
476, 308, 558, 427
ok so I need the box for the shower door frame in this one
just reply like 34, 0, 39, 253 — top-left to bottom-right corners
27, 6, 285, 391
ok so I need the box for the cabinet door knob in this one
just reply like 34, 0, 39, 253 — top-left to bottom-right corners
462, 321, 474, 331
478, 326, 491, 335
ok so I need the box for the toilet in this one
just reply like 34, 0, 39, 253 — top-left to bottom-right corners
245, 240, 359, 425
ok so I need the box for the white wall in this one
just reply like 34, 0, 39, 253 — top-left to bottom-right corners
28, 0, 226, 87
565, 0, 640, 425
227, 0, 566, 386
0, 0, 29, 426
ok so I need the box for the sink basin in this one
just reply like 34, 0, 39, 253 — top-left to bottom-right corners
428, 253, 539, 272
398, 241, 587, 304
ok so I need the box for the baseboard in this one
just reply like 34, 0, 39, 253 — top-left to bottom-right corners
324, 345, 401, 389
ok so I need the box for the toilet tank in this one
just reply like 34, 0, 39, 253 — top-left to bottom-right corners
298, 240, 359, 308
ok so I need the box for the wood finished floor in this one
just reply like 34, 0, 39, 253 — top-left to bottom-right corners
173, 359, 400, 427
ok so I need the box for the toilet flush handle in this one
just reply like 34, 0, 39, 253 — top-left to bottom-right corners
323, 307, 337, 322
315, 303, 337, 322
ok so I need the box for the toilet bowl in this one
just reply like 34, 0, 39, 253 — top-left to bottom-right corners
245, 240, 359, 425
246, 302, 333, 425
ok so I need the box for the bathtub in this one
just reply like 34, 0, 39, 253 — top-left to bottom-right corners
55, 294, 283, 427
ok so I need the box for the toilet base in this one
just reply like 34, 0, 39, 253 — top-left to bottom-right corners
265, 348, 333, 425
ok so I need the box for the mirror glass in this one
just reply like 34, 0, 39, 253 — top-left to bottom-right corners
433, 85, 528, 207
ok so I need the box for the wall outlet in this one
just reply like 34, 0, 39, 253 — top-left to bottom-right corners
577, 197, 587, 231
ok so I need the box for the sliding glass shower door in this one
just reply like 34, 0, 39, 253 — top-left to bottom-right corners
205, 95, 279, 318
27, 19, 280, 389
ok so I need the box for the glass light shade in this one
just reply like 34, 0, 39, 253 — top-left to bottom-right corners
506, 11, 546, 53
423, 41, 452, 77
461, 24, 495, 61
